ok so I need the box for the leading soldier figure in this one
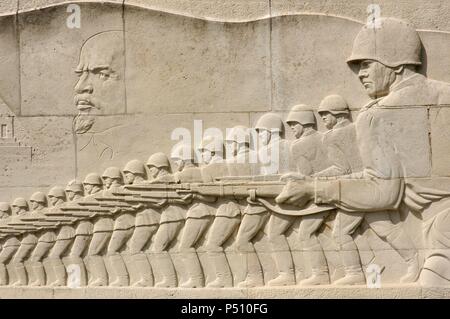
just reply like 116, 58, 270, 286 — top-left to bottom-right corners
275, 18, 443, 284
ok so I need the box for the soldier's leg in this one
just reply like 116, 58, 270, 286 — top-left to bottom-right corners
86, 231, 111, 286
298, 212, 330, 286
0, 246, 18, 285
106, 229, 134, 287
179, 217, 211, 288
235, 209, 268, 288
128, 225, 158, 287
332, 211, 365, 285
66, 235, 91, 287
45, 239, 72, 287
205, 216, 241, 288
365, 212, 419, 283
10, 243, 34, 286
267, 213, 297, 286
29, 241, 54, 286
151, 221, 182, 288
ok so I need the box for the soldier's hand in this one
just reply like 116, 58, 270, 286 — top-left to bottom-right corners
275, 180, 315, 207
133, 203, 145, 210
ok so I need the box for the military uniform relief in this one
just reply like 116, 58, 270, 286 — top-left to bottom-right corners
0, 0, 450, 299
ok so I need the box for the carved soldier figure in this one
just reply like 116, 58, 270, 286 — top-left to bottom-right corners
67, 174, 100, 286
178, 136, 224, 288
85, 168, 119, 286
44, 186, 69, 287
105, 166, 134, 287
276, 18, 438, 285
8, 198, 31, 286
26, 192, 56, 286
124, 159, 161, 287
0, 203, 17, 285
45, 181, 85, 286
315, 95, 363, 177
147, 152, 185, 288
235, 113, 289, 288
205, 126, 252, 288
267, 105, 329, 286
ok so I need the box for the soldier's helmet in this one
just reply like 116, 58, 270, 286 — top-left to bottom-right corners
66, 180, 84, 193
318, 95, 350, 115
12, 197, 28, 209
48, 186, 66, 199
30, 191, 47, 204
198, 135, 224, 154
255, 113, 284, 134
286, 105, 316, 125
347, 18, 422, 68
83, 173, 103, 185
0, 202, 11, 213
226, 126, 250, 145
102, 167, 122, 180
123, 159, 146, 176
146, 152, 170, 169
171, 144, 195, 162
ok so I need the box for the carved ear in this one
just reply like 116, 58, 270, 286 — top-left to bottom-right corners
394, 65, 405, 74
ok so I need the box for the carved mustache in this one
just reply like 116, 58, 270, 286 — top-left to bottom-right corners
74, 94, 98, 111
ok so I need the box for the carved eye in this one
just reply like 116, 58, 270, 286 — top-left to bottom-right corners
99, 72, 110, 80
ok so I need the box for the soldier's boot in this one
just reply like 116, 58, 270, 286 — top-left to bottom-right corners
237, 252, 264, 288
42, 259, 55, 286
0, 264, 8, 285
49, 259, 67, 287
29, 262, 46, 286
386, 231, 420, 283
87, 256, 108, 287
154, 252, 177, 288
131, 253, 153, 287
65, 256, 88, 287
334, 242, 365, 286
299, 244, 330, 286
400, 253, 420, 283
207, 252, 233, 288
268, 251, 295, 286
180, 251, 204, 288
11, 263, 28, 286
108, 254, 129, 287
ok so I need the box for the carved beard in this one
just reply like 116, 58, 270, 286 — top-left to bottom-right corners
73, 112, 95, 134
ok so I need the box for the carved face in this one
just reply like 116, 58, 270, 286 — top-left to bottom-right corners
103, 177, 113, 189
147, 166, 161, 180
173, 159, 185, 172
358, 60, 396, 99
288, 122, 304, 139
226, 141, 239, 157
12, 206, 23, 215
66, 191, 76, 201
48, 196, 61, 207
258, 129, 271, 146
83, 184, 94, 195
124, 172, 136, 185
320, 112, 338, 130
30, 200, 42, 211
201, 150, 213, 165
74, 31, 125, 133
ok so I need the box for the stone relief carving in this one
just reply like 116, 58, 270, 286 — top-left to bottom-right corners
0, 2, 450, 294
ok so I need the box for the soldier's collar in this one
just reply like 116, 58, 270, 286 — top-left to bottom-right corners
389, 73, 423, 93
361, 98, 382, 111
333, 119, 351, 130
